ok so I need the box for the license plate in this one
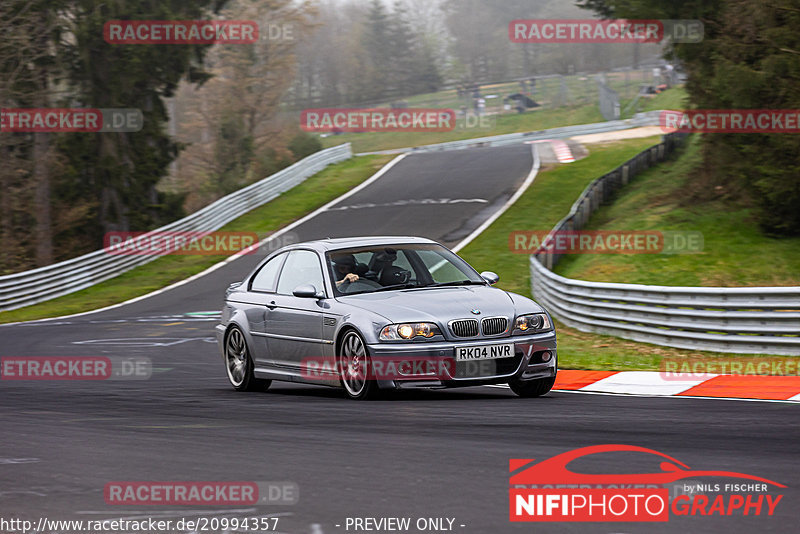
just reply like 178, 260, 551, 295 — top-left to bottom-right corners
455, 343, 514, 361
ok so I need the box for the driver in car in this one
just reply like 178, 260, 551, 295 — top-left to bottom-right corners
332, 254, 360, 287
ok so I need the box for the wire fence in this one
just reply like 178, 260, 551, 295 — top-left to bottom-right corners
329, 67, 675, 120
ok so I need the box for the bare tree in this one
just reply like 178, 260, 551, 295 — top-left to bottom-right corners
0, 2, 59, 271
169, 0, 317, 211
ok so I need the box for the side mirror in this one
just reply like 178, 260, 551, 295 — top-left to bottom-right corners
226, 281, 243, 297
293, 284, 324, 299
480, 271, 499, 285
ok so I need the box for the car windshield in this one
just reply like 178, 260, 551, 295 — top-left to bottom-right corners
327, 244, 485, 296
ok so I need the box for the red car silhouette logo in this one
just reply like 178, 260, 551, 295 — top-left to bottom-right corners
510, 444, 785, 487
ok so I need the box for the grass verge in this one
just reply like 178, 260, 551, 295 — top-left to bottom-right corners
553, 135, 800, 286
638, 85, 687, 113
0, 153, 393, 324
320, 104, 604, 154
319, 87, 686, 154
458, 137, 663, 296
457, 135, 791, 371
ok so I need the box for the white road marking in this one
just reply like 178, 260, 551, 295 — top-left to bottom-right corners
452, 143, 540, 253
10, 145, 535, 322
76, 510, 291, 520
6, 153, 407, 325
0, 489, 47, 496
527, 139, 574, 163
550, 139, 576, 163
72, 337, 215, 347
9, 313, 221, 327
487, 381, 800, 403
579, 371, 716, 396
327, 198, 487, 211
548, 388, 800, 404
77, 508, 253, 517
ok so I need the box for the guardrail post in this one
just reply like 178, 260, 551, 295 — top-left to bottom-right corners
585, 196, 592, 222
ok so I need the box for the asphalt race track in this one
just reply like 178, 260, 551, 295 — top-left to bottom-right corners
1, 144, 797, 534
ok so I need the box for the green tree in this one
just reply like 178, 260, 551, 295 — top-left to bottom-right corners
57, 0, 228, 241
579, 0, 800, 235
388, 0, 418, 98
362, 0, 393, 102
287, 131, 322, 160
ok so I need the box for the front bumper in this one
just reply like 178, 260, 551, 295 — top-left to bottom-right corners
366, 330, 556, 389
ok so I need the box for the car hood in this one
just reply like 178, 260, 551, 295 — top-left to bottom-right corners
337, 285, 543, 324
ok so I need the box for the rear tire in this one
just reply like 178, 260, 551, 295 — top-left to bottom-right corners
338, 330, 379, 400
225, 326, 271, 392
509, 376, 555, 398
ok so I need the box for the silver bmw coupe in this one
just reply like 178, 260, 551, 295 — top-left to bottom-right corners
215, 236, 557, 399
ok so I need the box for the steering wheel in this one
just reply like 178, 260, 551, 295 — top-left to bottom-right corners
338, 279, 382, 294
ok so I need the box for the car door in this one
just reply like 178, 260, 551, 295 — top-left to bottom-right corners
240, 252, 287, 368
266, 249, 328, 371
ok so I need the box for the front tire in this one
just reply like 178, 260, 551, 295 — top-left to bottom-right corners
338, 330, 379, 400
225, 326, 271, 392
509, 376, 555, 398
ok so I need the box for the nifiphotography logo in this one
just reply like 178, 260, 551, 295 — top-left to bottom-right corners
509, 445, 785, 522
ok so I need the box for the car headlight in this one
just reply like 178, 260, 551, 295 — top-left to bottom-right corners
380, 322, 442, 340
513, 313, 551, 334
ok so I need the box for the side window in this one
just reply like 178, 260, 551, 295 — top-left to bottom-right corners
276, 250, 324, 295
250, 253, 286, 292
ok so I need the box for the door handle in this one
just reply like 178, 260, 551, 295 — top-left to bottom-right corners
266, 300, 277, 310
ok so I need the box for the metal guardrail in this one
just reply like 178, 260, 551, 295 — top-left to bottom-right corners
529, 134, 800, 355
0, 143, 352, 312
0, 113, 664, 312
357, 111, 663, 155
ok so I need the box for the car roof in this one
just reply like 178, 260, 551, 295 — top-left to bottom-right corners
291, 236, 439, 253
